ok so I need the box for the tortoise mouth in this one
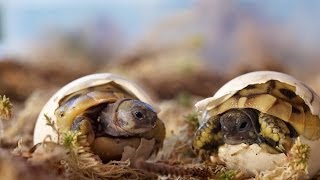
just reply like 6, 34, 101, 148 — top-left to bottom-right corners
223, 135, 260, 145
134, 123, 156, 129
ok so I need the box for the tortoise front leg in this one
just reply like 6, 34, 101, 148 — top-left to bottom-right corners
192, 115, 223, 158
259, 112, 292, 153
71, 115, 95, 145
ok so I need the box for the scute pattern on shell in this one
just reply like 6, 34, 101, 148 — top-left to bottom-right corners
205, 80, 320, 140
196, 71, 320, 119
55, 82, 136, 133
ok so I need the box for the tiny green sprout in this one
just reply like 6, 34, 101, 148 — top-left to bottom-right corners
62, 131, 81, 148
44, 114, 59, 134
185, 111, 200, 130
44, 114, 63, 142
0, 95, 13, 120
45, 114, 55, 127
218, 169, 237, 180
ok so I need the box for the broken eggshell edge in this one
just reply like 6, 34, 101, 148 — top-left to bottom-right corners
195, 71, 320, 177
33, 73, 159, 145
216, 137, 320, 177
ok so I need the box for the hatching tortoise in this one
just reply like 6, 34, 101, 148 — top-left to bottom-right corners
192, 71, 320, 176
33, 73, 165, 162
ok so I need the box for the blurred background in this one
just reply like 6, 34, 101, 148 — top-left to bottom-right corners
1, 0, 320, 103
1, 1, 320, 178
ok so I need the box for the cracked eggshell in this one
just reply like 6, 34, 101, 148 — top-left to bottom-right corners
196, 71, 320, 177
216, 143, 287, 175
33, 73, 158, 145
216, 137, 320, 177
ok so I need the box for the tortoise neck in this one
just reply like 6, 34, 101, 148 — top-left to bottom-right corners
99, 98, 135, 137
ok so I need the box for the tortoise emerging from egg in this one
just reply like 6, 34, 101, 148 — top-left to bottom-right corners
192, 71, 320, 176
33, 73, 165, 162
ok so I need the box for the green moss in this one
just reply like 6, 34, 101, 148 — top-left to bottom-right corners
217, 170, 237, 180
62, 131, 80, 148
185, 111, 200, 131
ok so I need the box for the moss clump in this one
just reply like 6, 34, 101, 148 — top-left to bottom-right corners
0, 95, 12, 120
185, 111, 199, 132
61, 131, 81, 148
217, 169, 237, 180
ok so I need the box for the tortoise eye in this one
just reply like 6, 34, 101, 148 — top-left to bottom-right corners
239, 121, 249, 130
134, 111, 144, 119
237, 118, 251, 132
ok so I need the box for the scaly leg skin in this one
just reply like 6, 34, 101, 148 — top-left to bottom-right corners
259, 112, 293, 153
192, 115, 223, 158
71, 115, 95, 145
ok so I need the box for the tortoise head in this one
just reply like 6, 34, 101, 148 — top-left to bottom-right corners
100, 98, 158, 136
117, 99, 158, 131
220, 109, 262, 145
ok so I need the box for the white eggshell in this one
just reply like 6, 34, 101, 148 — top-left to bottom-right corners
217, 143, 287, 175
196, 71, 320, 177
217, 136, 320, 177
33, 73, 158, 145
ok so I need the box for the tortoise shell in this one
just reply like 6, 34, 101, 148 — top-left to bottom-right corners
55, 82, 136, 132
34, 73, 160, 144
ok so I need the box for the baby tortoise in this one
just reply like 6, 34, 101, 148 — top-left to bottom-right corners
192, 71, 320, 176
34, 73, 165, 162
